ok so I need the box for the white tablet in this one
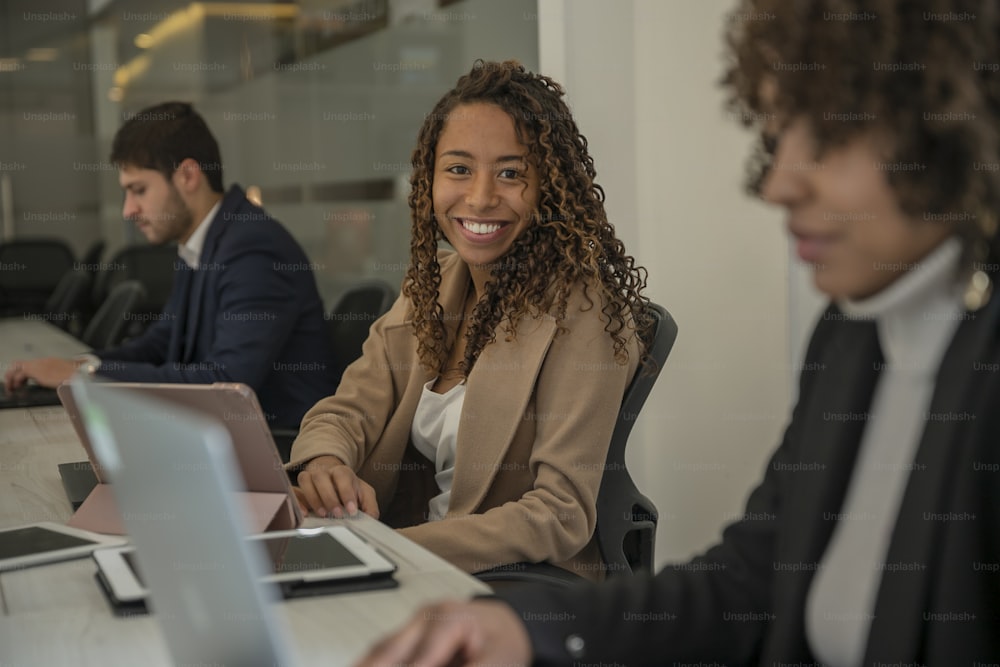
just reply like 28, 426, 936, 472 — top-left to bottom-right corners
0, 522, 128, 572
93, 525, 397, 603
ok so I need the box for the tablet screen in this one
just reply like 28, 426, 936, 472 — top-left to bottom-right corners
122, 531, 365, 584
264, 531, 365, 573
0, 526, 97, 560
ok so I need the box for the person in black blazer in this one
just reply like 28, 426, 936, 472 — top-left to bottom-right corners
356, 0, 1000, 665
4, 102, 336, 427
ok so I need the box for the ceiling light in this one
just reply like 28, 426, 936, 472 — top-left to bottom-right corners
26, 48, 59, 62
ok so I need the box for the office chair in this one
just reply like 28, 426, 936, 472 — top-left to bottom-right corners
0, 238, 76, 316
475, 301, 678, 587
594, 302, 677, 575
79, 239, 106, 273
327, 279, 397, 381
92, 243, 177, 336
270, 278, 398, 462
43, 269, 92, 335
81, 280, 147, 350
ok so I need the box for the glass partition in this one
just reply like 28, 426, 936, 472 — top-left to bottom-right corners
2, 0, 538, 304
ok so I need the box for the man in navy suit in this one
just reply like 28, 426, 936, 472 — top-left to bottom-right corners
4, 102, 337, 428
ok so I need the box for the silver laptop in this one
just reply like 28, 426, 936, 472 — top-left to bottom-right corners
69, 375, 295, 666
57, 382, 302, 535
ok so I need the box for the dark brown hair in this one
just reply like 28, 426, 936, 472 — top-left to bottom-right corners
723, 0, 1000, 271
404, 59, 651, 375
110, 101, 224, 193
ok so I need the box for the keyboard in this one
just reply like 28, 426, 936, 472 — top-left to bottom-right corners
0, 384, 61, 409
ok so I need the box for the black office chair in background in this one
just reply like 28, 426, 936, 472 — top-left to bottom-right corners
81, 280, 147, 350
79, 239, 106, 274
0, 238, 76, 317
91, 243, 176, 338
270, 278, 398, 462
326, 279, 397, 381
475, 301, 678, 587
43, 269, 92, 336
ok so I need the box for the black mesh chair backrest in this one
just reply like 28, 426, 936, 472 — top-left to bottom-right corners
0, 238, 76, 315
92, 243, 177, 318
82, 280, 147, 350
268, 279, 397, 462
79, 239, 106, 274
595, 301, 678, 576
43, 269, 92, 334
327, 279, 397, 381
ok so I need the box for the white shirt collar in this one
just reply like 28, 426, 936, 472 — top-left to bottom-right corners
837, 237, 964, 375
178, 200, 221, 270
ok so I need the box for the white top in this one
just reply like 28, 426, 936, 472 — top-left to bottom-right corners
177, 200, 220, 270
806, 238, 964, 667
410, 379, 466, 521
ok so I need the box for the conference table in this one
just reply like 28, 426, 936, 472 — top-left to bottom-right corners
0, 320, 491, 665
0, 318, 90, 365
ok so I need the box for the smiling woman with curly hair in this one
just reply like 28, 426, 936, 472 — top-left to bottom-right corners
405, 60, 651, 376
290, 60, 653, 580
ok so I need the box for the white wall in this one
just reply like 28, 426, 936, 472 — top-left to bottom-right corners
541, 0, 799, 567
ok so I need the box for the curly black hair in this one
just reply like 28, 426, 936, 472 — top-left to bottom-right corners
723, 0, 1000, 273
404, 60, 651, 375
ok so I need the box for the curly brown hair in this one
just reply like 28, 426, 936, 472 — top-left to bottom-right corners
403, 59, 651, 375
723, 0, 1000, 274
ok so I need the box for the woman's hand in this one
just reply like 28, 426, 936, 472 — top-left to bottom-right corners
295, 455, 380, 519
354, 599, 533, 667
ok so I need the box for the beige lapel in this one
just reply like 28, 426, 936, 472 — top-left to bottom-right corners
412, 251, 558, 515
383, 253, 470, 434
448, 310, 557, 515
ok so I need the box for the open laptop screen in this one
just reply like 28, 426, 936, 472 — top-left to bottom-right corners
69, 376, 294, 666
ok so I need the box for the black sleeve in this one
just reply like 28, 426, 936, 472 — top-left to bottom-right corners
497, 430, 792, 666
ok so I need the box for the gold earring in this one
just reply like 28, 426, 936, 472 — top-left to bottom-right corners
963, 212, 996, 311
963, 268, 992, 311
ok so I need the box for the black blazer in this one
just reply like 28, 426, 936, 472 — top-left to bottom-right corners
501, 293, 1000, 666
96, 185, 338, 427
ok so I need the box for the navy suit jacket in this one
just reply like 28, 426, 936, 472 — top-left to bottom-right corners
502, 289, 1000, 665
95, 185, 338, 427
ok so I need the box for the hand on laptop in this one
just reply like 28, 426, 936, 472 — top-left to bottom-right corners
296, 455, 380, 519
3, 357, 81, 392
354, 599, 532, 667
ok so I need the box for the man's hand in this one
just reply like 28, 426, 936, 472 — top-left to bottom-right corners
355, 599, 533, 667
296, 455, 380, 519
3, 357, 81, 391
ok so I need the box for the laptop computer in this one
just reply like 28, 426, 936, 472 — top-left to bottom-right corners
57, 382, 301, 535
68, 375, 296, 666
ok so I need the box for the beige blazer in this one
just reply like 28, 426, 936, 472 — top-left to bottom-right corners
289, 250, 639, 579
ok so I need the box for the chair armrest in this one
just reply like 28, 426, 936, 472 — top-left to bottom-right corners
474, 561, 584, 589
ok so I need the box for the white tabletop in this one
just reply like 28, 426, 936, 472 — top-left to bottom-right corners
0, 405, 491, 665
0, 318, 90, 372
